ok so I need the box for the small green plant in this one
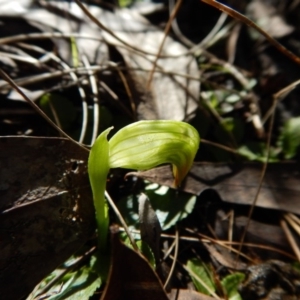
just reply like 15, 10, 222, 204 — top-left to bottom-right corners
88, 120, 200, 270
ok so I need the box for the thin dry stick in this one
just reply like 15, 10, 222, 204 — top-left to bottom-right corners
48, 101, 63, 132
0, 32, 104, 45
164, 226, 179, 289
162, 239, 176, 261
188, 229, 255, 264
0, 51, 39, 64
146, 0, 183, 90
218, 241, 296, 260
263, 78, 300, 124
284, 214, 300, 237
201, 139, 240, 155
98, 80, 133, 119
281, 219, 300, 261
0, 68, 88, 151
227, 23, 242, 64
236, 96, 277, 259
201, 0, 300, 66
113, 65, 137, 120
104, 191, 138, 252
82, 55, 100, 145
168, 0, 194, 47
0, 31, 191, 59
74, 0, 158, 57
287, 213, 300, 227
119, 228, 296, 259
196, 12, 228, 48
228, 210, 234, 252
0, 66, 109, 90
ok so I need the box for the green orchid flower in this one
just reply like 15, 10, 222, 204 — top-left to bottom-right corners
88, 120, 200, 254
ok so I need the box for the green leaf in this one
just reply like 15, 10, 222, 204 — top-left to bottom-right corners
117, 194, 140, 231
117, 186, 196, 231
145, 184, 197, 230
186, 258, 216, 296
238, 143, 279, 162
108, 120, 200, 186
221, 272, 245, 300
47, 261, 101, 300
278, 117, 300, 159
31, 256, 101, 300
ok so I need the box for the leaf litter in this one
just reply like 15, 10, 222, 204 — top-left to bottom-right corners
1, 0, 300, 299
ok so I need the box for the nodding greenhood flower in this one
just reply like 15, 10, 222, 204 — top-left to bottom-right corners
88, 120, 200, 253
109, 120, 200, 186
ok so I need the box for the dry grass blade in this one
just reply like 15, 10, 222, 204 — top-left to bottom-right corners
146, 0, 183, 89
104, 191, 138, 252
284, 214, 300, 237
73, 0, 156, 57
281, 219, 300, 261
82, 55, 99, 145
236, 93, 277, 259
201, 0, 300, 66
185, 228, 255, 264
121, 229, 297, 260
263, 78, 300, 124
163, 226, 179, 289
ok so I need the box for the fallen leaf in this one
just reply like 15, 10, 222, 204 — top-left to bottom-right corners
101, 225, 169, 300
0, 137, 95, 300
168, 289, 216, 300
127, 162, 300, 214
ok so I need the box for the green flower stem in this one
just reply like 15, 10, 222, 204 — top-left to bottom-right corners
88, 127, 112, 252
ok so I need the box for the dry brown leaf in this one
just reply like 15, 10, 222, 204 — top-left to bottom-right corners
0, 137, 94, 300
101, 225, 169, 300
127, 162, 300, 214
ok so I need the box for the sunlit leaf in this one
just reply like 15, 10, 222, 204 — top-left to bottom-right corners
145, 184, 197, 230
186, 258, 216, 296
238, 143, 279, 162
221, 272, 245, 300
42, 256, 101, 300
